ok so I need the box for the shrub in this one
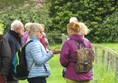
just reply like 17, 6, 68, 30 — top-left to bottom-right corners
0, 20, 4, 34
100, 10, 118, 43
48, 0, 117, 43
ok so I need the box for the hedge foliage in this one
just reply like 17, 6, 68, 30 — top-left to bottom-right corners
100, 10, 118, 42
0, 0, 62, 44
0, 20, 4, 34
0, 0, 118, 43
0, 1, 50, 32
48, 0, 118, 43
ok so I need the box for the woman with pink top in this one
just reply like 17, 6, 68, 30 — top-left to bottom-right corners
60, 22, 94, 83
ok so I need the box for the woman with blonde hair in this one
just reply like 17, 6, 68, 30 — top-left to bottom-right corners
79, 22, 90, 35
22, 22, 32, 45
25, 23, 60, 83
39, 24, 50, 52
60, 22, 94, 83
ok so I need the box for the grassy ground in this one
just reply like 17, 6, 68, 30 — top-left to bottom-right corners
98, 43, 118, 52
20, 43, 118, 83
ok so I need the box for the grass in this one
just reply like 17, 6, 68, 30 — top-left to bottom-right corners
98, 43, 118, 52
19, 43, 118, 83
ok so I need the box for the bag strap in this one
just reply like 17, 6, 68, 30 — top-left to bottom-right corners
83, 39, 86, 47
70, 39, 86, 60
23, 40, 33, 48
73, 39, 86, 49
24, 40, 34, 71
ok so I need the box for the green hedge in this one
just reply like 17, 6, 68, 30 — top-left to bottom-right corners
48, 0, 118, 43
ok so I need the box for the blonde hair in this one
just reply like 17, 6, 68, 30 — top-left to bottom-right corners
11, 20, 24, 30
67, 22, 81, 34
39, 24, 45, 32
40, 24, 45, 28
28, 23, 42, 36
25, 22, 32, 31
79, 22, 90, 35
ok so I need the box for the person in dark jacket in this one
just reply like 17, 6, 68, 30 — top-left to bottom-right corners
0, 35, 12, 83
4, 20, 24, 83
60, 22, 94, 83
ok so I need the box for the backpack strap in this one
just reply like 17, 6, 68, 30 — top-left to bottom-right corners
24, 40, 34, 71
70, 39, 86, 62
83, 39, 86, 47
23, 40, 33, 48
16, 40, 33, 65
73, 39, 86, 49
73, 40, 80, 48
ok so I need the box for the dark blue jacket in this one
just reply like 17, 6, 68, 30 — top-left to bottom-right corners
4, 30, 22, 81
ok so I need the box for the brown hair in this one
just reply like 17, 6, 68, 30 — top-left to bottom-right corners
67, 22, 81, 33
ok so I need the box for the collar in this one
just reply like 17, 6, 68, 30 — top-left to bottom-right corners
29, 36, 40, 41
8, 30, 22, 45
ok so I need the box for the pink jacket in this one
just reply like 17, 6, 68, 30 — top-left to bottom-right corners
60, 34, 94, 81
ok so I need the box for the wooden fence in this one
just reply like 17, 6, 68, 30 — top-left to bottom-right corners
92, 44, 118, 82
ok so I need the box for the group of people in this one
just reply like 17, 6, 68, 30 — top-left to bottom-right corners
0, 17, 94, 83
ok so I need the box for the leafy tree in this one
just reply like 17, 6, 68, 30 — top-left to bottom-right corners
100, 9, 118, 43
0, 0, 28, 11
0, 20, 4, 34
48, 0, 118, 42
0, 0, 50, 33
0, 0, 61, 44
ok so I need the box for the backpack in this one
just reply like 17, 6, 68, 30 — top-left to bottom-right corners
14, 40, 33, 80
74, 40, 94, 73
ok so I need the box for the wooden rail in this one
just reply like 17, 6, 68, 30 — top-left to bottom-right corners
92, 44, 118, 81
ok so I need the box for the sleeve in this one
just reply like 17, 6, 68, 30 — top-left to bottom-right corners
29, 42, 54, 65
0, 37, 12, 76
60, 41, 70, 67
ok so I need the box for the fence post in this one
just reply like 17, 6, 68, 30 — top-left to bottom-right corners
94, 47, 98, 63
106, 52, 110, 71
110, 54, 115, 69
102, 50, 105, 64
115, 57, 118, 81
